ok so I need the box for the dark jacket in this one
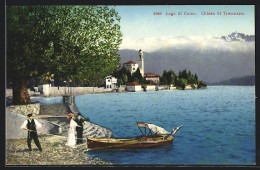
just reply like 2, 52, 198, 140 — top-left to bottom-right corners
75, 118, 85, 132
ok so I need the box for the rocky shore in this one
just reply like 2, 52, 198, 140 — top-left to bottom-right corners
6, 135, 112, 165
6, 103, 113, 166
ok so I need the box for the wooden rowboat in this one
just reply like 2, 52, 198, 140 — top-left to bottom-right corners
86, 122, 183, 150
87, 134, 174, 149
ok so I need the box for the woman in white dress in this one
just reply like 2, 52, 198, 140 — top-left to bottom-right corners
65, 113, 80, 147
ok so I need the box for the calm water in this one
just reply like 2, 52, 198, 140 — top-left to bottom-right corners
32, 86, 255, 165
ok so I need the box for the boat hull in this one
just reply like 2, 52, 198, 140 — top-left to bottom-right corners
86, 135, 174, 149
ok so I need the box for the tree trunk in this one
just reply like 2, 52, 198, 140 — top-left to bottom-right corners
12, 77, 31, 105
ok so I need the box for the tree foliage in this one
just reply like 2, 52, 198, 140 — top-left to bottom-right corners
7, 6, 122, 104
160, 69, 205, 90
132, 68, 144, 84
113, 66, 149, 85
161, 70, 176, 85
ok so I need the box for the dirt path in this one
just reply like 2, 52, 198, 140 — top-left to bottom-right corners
6, 135, 112, 165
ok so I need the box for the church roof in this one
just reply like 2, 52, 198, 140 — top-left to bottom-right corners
144, 73, 159, 77
126, 82, 141, 86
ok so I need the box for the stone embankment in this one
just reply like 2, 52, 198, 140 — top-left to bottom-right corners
6, 86, 126, 98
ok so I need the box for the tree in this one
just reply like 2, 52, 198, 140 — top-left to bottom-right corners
7, 6, 122, 104
160, 70, 168, 84
161, 70, 176, 86
198, 81, 207, 88
179, 78, 187, 90
132, 68, 143, 84
168, 70, 176, 85
113, 66, 132, 85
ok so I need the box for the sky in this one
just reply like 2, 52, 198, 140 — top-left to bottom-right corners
112, 5, 255, 52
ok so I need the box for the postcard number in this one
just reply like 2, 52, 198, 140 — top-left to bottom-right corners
153, 12, 162, 15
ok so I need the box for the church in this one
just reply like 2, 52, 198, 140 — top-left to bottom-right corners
122, 49, 159, 84
123, 49, 144, 77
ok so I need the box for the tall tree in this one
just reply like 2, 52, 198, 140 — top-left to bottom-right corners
7, 6, 123, 104
132, 68, 143, 84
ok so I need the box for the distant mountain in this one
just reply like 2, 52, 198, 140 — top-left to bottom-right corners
118, 47, 255, 83
208, 75, 255, 86
118, 32, 255, 83
218, 32, 255, 42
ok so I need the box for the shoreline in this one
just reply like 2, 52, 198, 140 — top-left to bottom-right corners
5, 86, 205, 165
6, 135, 112, 165
5, 102, 113, 166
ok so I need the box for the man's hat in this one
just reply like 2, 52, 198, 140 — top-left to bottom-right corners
27, 114, 33, 117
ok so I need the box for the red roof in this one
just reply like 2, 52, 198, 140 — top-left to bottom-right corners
144, 72, 156, 75
146, 76, 159, 79
127, 82, 141, 86
123, 61, 136, 65
144, 72, 158, 77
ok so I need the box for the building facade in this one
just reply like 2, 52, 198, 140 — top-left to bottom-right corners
105, 76, 117, 89
126, 82, 142, 92
122, 49, 144, 77
144, 73, 160, 84
123, 61, 139, 75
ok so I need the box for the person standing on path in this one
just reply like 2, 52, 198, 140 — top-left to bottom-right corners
65, 113, 80, 147
75, 113, 88, 144
21, 113, 46, 152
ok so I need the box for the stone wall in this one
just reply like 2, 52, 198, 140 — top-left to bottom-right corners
7, 102, 41, 116
43, 86, 114, 96
6, 89, 40, 98
6, 108, 61, 139
6, 86, 127, 98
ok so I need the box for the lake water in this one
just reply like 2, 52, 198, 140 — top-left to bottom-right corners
32, 86, 255, 165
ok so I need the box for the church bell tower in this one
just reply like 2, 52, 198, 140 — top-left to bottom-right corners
138, 49, 144, 77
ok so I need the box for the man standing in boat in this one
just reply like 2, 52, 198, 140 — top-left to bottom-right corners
21, 113, 46, 152
75, 113, 88, 144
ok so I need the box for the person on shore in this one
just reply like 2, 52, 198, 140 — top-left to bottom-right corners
21, 113, 46, 152
65, 113, 80, 147
75, 113, 88, 144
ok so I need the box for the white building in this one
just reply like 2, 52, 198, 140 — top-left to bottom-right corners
126, 82, 142, 92
122, 49, 144, 77
144, 73, 160, 84
105, 76, 117, 89
143, 84, 156, 91
123, 61, 139, 75
38, 83, 51, 96
185, 84, 197, 90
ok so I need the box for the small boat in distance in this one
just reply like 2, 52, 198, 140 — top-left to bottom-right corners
86, 122, 183, 150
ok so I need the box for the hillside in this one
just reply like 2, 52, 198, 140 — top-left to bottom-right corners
118, 47, 255, 83
208, 75, 255, 86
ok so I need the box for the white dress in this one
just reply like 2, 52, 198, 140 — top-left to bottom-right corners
66, 119, 78, 147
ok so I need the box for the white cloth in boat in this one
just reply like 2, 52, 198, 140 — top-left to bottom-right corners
146, 123, 170, 134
